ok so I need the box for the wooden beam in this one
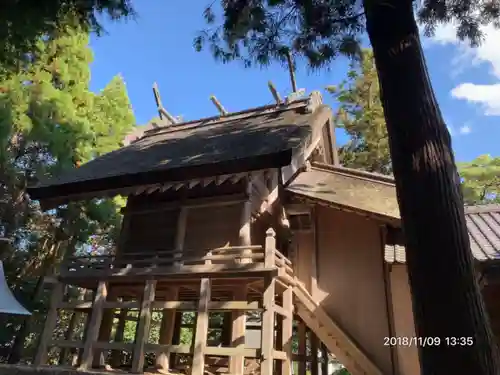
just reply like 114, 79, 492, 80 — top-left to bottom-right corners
78, 281, 108, 371
210, 95, 228, 115
230, 286, 247, 375
121, 193, 247, 215
268, 81, 282, 104
192, 278, 211, 375
260, 276, 275, 375
131, 280, 156, 373
34, 282, 64, 366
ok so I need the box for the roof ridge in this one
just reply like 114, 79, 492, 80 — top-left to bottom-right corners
310, 162, 396, 186
123, 97, 311, 146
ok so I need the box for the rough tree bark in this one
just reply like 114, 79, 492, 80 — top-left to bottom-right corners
363, 0, 500, 373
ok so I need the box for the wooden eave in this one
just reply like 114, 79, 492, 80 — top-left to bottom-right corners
31, 151, 291, 209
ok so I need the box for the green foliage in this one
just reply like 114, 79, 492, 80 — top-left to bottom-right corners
0, 1, 134, 73
0, 24, 135, 361
327, 49, 390, 175
196, 0, 499, 68
458, 155, 500, 205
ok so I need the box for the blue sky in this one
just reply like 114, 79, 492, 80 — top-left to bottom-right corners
89, 1, 499, 163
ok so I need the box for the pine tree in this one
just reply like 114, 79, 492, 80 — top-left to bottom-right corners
198, 1, 500, 373
326, 49, 390, 175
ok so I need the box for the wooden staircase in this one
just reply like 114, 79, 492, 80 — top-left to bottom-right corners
292, 283, 384, 375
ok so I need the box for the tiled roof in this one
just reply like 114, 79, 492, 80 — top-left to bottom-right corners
385, 204, 500, 263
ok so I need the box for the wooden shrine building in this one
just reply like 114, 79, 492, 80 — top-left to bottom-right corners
19, 89, 500, 375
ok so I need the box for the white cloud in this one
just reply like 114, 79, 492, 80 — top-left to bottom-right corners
459, 124, 472, 134
426, 23, 500, 116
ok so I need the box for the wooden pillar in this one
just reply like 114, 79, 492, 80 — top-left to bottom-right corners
310, 331, 319, 375
93, 294, 117, 368
111, 307, 128, 368
78, 281, 108, 371
282, 287, 293, 375
320, 343, 328, 375
221, 312, 233, 346
297, 321, 307, 375
261, 275, 275, 375
174, 207, 188, 267
131, 280, 156, 373
156, 287, 179, 370
230, 286, 247, 375
34, 281, 64, 366
59, 288, 86, 365
170, 311, 183, 368
192, 278, 211, 375
240, 178, 253, 263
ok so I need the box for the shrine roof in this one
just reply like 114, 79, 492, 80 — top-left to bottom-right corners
27, 93, 327, 204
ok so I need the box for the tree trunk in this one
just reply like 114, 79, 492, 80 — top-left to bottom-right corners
363, 0, 500, 373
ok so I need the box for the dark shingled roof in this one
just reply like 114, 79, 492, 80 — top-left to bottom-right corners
285, 164, 500, 264
27, 94, 327, 202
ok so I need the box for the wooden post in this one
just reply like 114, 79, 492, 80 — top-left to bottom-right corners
192, 278, 211, 375
240, 179, 253, 263
59, 288, 86, 365
111, 307, 128, 368
170, 312, 183, 368
76, 290, 94, 367
131, 280, 156, 373
174, 207, 188, 267
230, 286, 247, 375
320, 343, 328, 375
156, 287, 179, 370
265, 228, 276, 268
298, 322, 307, 375
221, 312, 233, 346
93, 294, 117, 368
34, 281, 64, 366
282, 287, 293, 375
78, 281, 108, 371
261, 275, 275, 375
310, 331, 319, 375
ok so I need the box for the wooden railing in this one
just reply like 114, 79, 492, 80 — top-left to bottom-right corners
58, 227, 295, 278
60, 245, 265, 274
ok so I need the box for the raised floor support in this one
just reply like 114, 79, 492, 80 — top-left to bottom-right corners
261, 275, 275, 375
156, 287, 179, 371
131, 280, 156, 373
79, 281, 108, 371
192, 278, 211, 375
34, 282, 64, 367
230, 286, 247, 375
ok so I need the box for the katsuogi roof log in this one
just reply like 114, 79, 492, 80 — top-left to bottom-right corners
27, 92, 329, 205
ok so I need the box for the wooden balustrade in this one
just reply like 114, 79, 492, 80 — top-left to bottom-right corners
58, 228, 295, 281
